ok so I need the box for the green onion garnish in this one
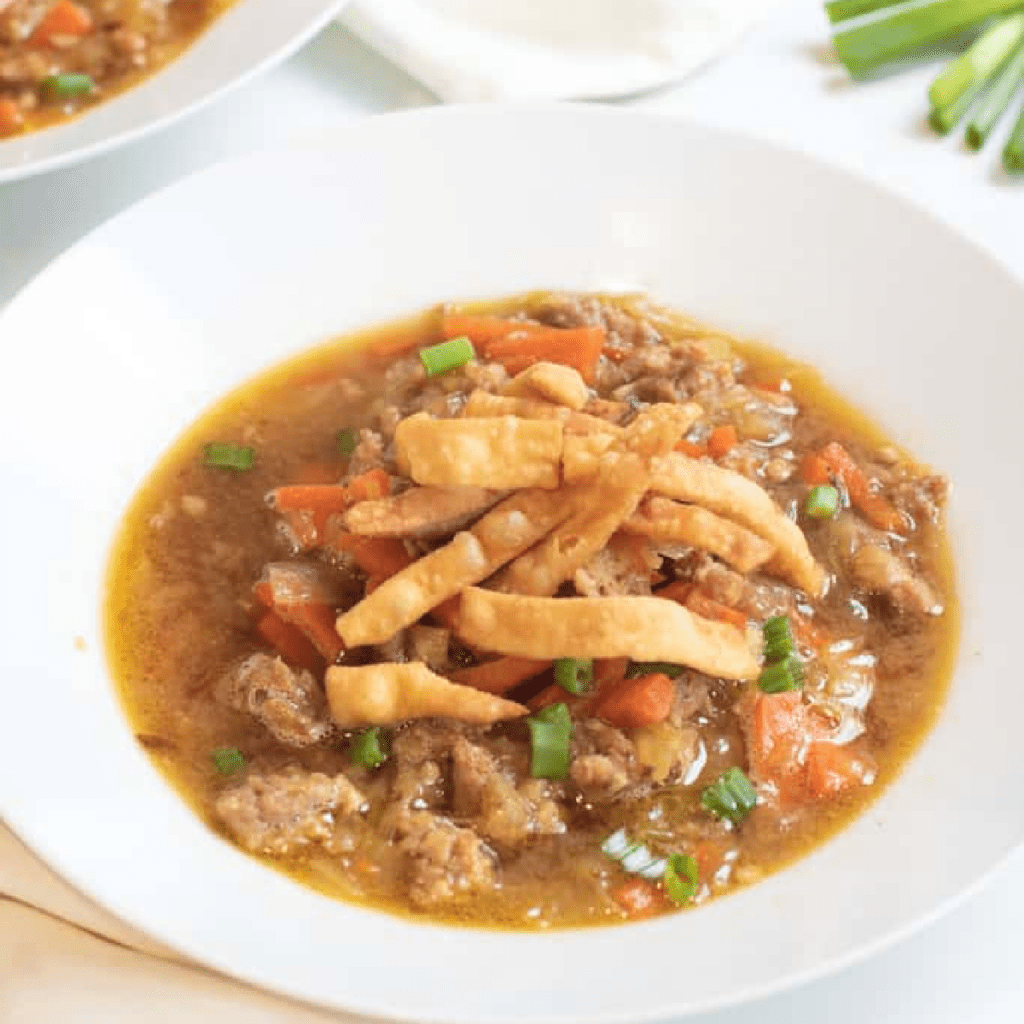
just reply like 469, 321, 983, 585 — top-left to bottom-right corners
40, 73, 94, 101
833, 0, 1024, 80
701, 767, 757, 826
966, 43, 1024, 149
928, 14, 1024, 110
336, 428, 358, 457
825, 0, 904, 24
663, 853, 700, 905
553, 658, 594, 695
757, 657, 801, 694
203, 442, 255, 471
761, 615, 794, 663
804, 484, 840, 520
420, 336, 475, 378
601, 828, 666, 880
527, 701, 572, 781
625, 661, 685, 680
350, 728, 389, 768
212, 747, 246, 776
1003, 102, 1024, 172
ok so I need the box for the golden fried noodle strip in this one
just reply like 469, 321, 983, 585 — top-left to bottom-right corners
623, 496, 776, 574
343, 486, 504, 538
336, 489, 575, 646
395, 413, 563, 489
325, 662, 527, 727
457, 588, 759, 681
502, 361, 590, 410
463, 390, 620, 438
651, 453, 825, 596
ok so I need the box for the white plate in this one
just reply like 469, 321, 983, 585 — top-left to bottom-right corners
0, 105, 1021, 1023
0, 0, 345, 184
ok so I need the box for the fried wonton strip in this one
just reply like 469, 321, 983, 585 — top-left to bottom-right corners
395, 413, 563, 489
463, 390, 620, 438
457, 589, 759, 681
651, 452, 825, 596
344, 486, 505, 539
325, 662, 528, 727
492, 454, 650, 596
502, 361, 590, 410
336, 532, 489, 647
336, 489, 576, 647
623, 496, 776, 574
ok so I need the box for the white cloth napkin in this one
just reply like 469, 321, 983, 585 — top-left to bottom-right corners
339, 0, 790, 102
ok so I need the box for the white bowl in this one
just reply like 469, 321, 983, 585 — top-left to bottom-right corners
0, 0, 345, 184
0, 105, 1020, 1023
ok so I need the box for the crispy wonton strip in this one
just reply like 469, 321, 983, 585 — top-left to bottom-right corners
395, 413, 563, 489
463, 390, 621, 438
651, 453, 825, 596
457, 589, 759, 681
502, 361, 590, 410
623, 496, 776, 574
325, 662, 527, 727
336, 489, 575, 646
493, 454, 650, 596
344, 486, 505, 539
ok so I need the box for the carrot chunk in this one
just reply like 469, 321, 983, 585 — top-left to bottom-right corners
612, 878, 665, 918
707, 425, 738, 459
0, 98, 22, 136
674, 439, 708, 459
255, 611, 324, 673
450, 657, 550, 696
31, 0, 93, 46
593, 673, 675, 729
280, 602, 345, 663
685, 591, 748, 629
799, 453, 831, 486
819, 441, 905, 534
806, 741, 872, 798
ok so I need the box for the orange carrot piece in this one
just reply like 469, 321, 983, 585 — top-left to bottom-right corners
806, 741, 870, 799
799, 453, 831, 486
272, 485, 351, 515
746, 691, 808, 802
31, 0, 93, 46
752, 377, 788, 394
481, 327, 606, 383
707, 424, 739, 459
429, 595, 462, 629
791, 611, 825, 652
280, 602, 344, 663
255, 610, 324, 673
330, 533, 414, 579
441, 314, 546, 346
612, 878, 665, 918
685, 591, 748, 629
253, 581, 274, 609
345, 467, 391, 503
654, 580, 694, 605
674, 439, 708, 459
451, 657, 550, 696
292, 461, 345, 485
593, 673, 675, 729
527, 683, 567, 711
0, 99, 22, 136
593, 657, 630, 691
819, 442, 905, 534
691, 839, 729, 884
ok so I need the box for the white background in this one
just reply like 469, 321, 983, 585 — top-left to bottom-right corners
1, 1, 1022, 1021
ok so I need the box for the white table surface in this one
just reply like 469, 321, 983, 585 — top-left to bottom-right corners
1, 2, 1022, 1021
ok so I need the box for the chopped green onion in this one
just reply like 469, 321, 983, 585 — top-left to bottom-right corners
40, 72, 94, 101
967, 43, 1024, 149
625, 661, 685, 679
335, 428, 358, 457
601, 828, 667, 880
212, 747, 246, 776
420, 336, 475, 377
350, 728, 389, 768
804, 484, 840, 520
553, 658, 594, 695
761, 615, 794, 663
757, 657, 802, 693
203, 442, 255, 471
928, 14, 1024, 110
701, 767, 757, 826
663, 854, 700, 905
527, 701, 572, 781
833, 0, 1024, 80
825, 0, 907, 24
929, 86, 980, 134
1003, 99, 1024, 171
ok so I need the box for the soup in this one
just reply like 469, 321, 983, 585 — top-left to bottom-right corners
106, 292, 957, 928
0, 0, 234, 138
